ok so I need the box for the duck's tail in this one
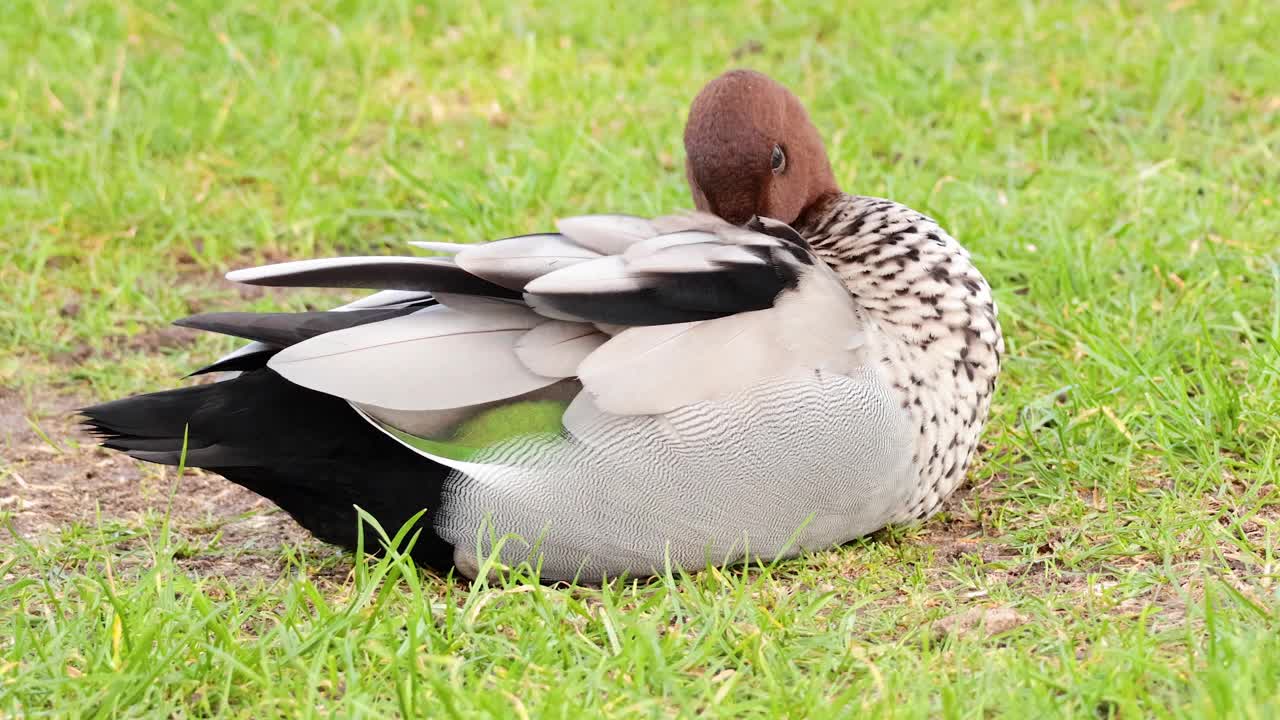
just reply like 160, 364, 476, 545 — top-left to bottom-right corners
80, 368, 456, 571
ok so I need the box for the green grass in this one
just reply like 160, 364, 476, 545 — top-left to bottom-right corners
2, 0, 1280, 716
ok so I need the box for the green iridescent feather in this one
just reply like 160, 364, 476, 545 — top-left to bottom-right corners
380, 400, 569, 461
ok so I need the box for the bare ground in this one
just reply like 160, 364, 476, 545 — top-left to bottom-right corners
0, 385, 338, 580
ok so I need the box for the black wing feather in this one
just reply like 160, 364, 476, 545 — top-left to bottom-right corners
174, 307, 420, 346
230, 257, 521, 299
527, 245, 803, 326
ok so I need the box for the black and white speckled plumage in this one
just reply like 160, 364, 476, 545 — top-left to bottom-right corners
797, 193, 1004, 521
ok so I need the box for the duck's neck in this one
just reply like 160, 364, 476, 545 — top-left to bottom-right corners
794, 192, 1000, 362
795, 192, 1004, 519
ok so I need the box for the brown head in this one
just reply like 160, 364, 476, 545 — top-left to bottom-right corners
683, 69, 839, 226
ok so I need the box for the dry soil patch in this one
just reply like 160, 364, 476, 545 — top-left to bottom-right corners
0, 385, 335, 579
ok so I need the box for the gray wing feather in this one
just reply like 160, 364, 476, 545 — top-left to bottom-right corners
555, 215, 658, 255
455, 234, 601, 291
338, 289, 437, 310
514, 321, 608, 378
267, 305, 559, 411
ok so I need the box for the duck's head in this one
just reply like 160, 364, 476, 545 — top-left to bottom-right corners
683, 69, 839, 226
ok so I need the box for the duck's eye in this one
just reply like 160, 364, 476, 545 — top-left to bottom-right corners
771, 145, 787, 174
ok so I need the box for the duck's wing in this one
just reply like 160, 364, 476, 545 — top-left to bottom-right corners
521, 214, 865, 415
218, 213, 858, 423
185, 210, 870, 488
189, 289, 439, 376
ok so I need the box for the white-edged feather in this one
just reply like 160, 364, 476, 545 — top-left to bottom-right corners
521, 293, 595, 323
455, 233, 600, 291
429, 292, 527, 314
555, 215, 658, 255
335, 289, 435, 311
407, 241, 468, 254
514, 321, 608, 378
268, 305, 556, 411
523, 256, 645, 295
623, 242, 767, 274
227, 256, 458, 286
621, 230, 725, 259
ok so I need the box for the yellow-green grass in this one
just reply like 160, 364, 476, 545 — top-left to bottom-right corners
1, 0, 1278, 716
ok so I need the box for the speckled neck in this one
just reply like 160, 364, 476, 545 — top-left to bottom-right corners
796, 193, 1004, 520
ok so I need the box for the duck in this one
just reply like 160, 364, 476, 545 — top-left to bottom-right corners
82, 69, 1003, 582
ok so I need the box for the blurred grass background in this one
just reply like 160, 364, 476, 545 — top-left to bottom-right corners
2, 0, 1279, 716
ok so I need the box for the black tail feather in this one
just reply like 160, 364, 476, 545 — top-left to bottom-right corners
173, 307, 420, 347
187, 348, 278, 376
81, 369, 455, 572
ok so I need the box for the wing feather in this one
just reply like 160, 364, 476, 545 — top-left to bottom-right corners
555, 214, 658, 255
522, 228, 804, 326
455, 233, 601, 291
226, 256, 520, 299
514, 321, 608, 378
267, 305, 557, 411
211, 212, 845, 420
